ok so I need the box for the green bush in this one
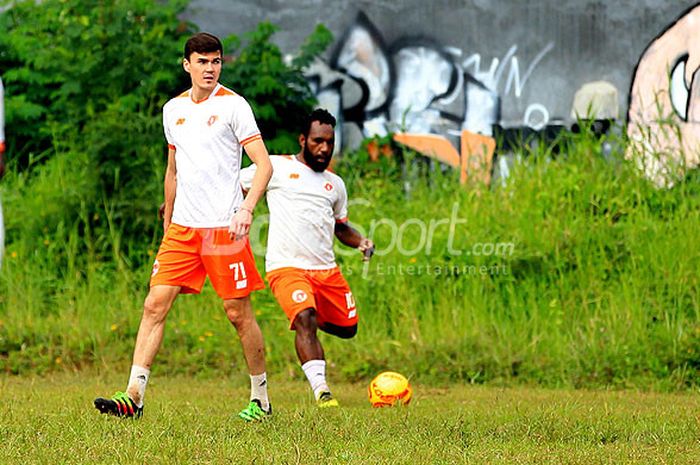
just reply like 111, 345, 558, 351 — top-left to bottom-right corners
0, 0, 193, 270
0, 0, 332, 270
223, 21, 333, 154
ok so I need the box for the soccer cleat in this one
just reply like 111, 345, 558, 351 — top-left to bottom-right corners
238, 399, 272, 422
317, 391, 339, 408
94, 391, 143, 419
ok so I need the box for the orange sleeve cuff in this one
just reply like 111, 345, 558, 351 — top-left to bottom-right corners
240, 134, 262, 146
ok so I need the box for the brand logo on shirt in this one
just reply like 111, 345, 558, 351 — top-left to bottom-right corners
176, 118, 186, 125
207, 115, 219, 126
289, 173, 300, 179
324, 182, 333, 191
292, 289, 308, 303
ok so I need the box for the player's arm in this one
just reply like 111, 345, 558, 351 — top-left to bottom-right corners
240, 164, 257, 197
335, 221, 375, 260
162, 147, 177, 231
229, 139, 272, 239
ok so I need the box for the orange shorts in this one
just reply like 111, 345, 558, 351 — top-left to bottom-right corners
150, 223, 264, 299
266, 267, 358, 330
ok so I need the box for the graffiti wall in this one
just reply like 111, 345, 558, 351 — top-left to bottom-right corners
189, 0, 699, 122
188, 0, 700, 184
627, 4, 700, 187
305, 11, 557, 152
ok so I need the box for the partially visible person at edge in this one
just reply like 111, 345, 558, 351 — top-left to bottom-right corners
0, 76, 6, 270
94, 32, 274, 422
240, 109, 374, 407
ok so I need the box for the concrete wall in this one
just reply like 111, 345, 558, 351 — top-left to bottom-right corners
187, 0, 700, 188
186, 1, 698, 125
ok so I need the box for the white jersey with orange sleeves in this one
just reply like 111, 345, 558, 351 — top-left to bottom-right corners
163, 83, 261, 228
240, 155, 348, 272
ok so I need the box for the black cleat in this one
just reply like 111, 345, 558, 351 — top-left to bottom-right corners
94, 391, 143, 418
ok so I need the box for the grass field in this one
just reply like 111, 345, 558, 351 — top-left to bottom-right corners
3, 4, 700, 462
3, 128, 700, 462
2, 373, 699, 464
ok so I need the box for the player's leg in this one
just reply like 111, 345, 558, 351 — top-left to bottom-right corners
293, 307, 324, 362
203, 230, 269, 421
266, 268, 335, 406
94, 285, 181, 418
306, 267, 359, 406
223, 296, 271, 420
94, 224, 204, 418
292, 308, 338, 407
128, 285, 181, 398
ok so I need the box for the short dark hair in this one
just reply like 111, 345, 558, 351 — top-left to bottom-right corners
301, 108, 337, 137
184, 32, 223, 60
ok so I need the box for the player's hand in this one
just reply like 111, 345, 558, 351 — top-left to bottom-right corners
358, 238, 375, 261
159, 203, 171, 232
229, 207, 253, 241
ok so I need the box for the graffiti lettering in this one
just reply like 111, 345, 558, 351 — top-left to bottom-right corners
524, 104, 549, 131
309, 12, 556, 151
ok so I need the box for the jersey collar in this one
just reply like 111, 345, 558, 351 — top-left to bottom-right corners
190, 83, 221, 104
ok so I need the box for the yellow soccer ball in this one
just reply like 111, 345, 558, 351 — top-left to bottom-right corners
368, 371, 413, 407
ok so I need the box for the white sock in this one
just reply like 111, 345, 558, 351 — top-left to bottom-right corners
250, 373, 270, 411
302, 360, 329, 399
126, 365, 150, 408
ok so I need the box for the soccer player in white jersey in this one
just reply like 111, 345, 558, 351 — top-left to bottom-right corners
94, 33, 273, 422
241, 109, 374, 407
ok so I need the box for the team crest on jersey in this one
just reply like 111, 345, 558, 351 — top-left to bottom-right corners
323, 182, 333, 191
207, 115, 219, 126
289, 173, 300, 179
292, 289, 308, 303
176, 118, 185, 125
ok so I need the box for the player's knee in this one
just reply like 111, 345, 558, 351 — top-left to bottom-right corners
293, 309, 317, 333
223, 299, 251, 328
142, 296, 170, 323
226, 311, 245, 329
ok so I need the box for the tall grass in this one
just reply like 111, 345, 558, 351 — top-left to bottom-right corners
1, 128, 699, 389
